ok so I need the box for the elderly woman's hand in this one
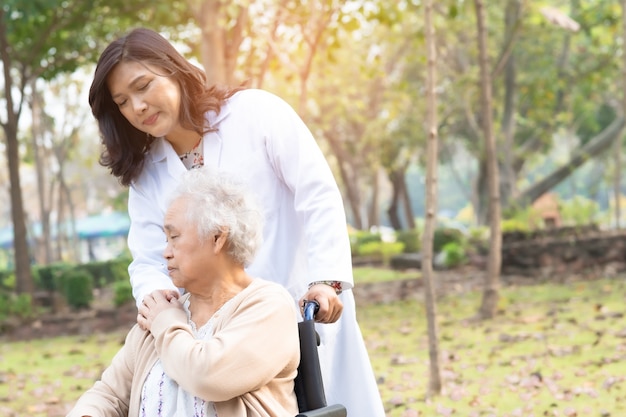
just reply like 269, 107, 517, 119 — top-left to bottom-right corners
299, 284, 343, 323
137, 290, 183, 331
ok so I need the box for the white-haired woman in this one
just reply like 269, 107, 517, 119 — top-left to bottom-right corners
67, 168, 300, 417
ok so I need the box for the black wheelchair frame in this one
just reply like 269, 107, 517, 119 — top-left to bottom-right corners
294, 301, 347, 417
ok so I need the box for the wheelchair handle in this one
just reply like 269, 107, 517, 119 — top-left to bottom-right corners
303, 300, 320, 321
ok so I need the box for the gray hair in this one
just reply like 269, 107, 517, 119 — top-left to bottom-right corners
167, 167, 263, 267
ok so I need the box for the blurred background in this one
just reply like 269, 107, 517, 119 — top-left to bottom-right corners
1, 0, 624, 292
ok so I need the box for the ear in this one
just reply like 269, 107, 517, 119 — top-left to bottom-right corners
213, 228, 229, 254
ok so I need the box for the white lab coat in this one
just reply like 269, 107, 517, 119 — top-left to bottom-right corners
127, 89, 386, 416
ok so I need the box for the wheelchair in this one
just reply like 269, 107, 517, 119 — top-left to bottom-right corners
294, 301, 347, 417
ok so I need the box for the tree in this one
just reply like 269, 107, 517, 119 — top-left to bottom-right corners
474, 0, 502, 319
0, 0, 158, 294
422, 0, 443, 396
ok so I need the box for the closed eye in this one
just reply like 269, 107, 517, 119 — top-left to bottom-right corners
138, 81, 151, 91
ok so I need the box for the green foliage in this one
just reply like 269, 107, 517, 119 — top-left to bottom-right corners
501, 204, 543, 233
112, 280, 133, 308
60, 269, 93, 310
349, 230, 382, 255
433, 227, 465, 253
34, 262, 75, 292
0, 269, 16, 291
355, 241, 405, 267
501, 218, 532, 234
395, 229, 420, 253
0, 292, 34, 322
80, 257, 131, 288
559, 196, 601, 226
441, 242, 466, 268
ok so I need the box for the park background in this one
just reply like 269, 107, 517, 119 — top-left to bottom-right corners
3, 0, 626, 416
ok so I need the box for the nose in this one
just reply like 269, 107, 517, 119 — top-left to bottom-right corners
131, 95, 147, 114
163, 243, 173, 260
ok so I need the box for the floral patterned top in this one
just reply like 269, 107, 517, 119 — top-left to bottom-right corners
179, 136, 204, 170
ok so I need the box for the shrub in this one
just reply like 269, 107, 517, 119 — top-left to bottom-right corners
0, 292, 34, 322
560, 196, 600, 226
0, 270, 15, 291
357, 241, 405, 266
349, 230, 382, 256
113, 280, 134, 307
433, 227, 465, 253
35, 262, 74, 292
80, 257, 131, 288
61, 269, 94, 310
441, 242, 466, 268
395, 229, 420, 253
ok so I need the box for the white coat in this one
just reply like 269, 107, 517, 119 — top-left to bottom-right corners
127, 89, 386, 416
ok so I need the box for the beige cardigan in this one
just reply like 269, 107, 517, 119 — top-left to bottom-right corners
66, 279, 300, 417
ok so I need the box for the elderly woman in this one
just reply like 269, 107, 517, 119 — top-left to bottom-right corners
67, 167, 300, 417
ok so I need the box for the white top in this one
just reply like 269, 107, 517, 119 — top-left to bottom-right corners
126, 88, 385, 416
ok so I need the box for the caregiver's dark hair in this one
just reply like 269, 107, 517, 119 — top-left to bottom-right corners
89, 28, 242, 186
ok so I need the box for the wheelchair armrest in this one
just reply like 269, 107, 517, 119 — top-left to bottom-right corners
295, 403, 347, 417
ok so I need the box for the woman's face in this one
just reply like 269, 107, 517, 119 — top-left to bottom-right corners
162, 197, 215, 291
107, 60, 182, 139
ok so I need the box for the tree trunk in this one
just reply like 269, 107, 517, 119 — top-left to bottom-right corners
30, 86, 53, 264
618, 0, 626, 228
399, 166, 416, 230
422, 0, 442, 396
367, 169, 380, 228
475, 0, 502, 320
324, 132, 363, 229
195, 0, 248, 86
387, 169, 404, 230
499, 0, 521, 207
0, 14, 34, 295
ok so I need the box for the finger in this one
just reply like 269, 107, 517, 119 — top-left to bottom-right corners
151, 290, 167, 302
164, 290, 180, 301
314, 297, 331, 322
137, 313, 147, 330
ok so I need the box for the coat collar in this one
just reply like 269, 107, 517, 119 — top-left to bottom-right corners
148, 98, 232, 165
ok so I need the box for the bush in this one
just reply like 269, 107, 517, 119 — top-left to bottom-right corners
560, 196, 600, 226
349, 230, 382, 256
0, 292, 34, 322
357, 241, 405, 265
80, 257, 131, 288
395, 229, 420, 253
34, 262, 74, 292
0, 270, 15, 291
441, 242, 466, 268
61, 269, 94, 310
113, 280, 134, 307
433, 227, 465, 253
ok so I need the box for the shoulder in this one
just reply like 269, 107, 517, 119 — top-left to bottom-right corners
227, 89, 294, 113
241, 279, 295, 309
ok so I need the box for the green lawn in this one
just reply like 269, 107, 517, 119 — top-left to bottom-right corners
2, 274, 626, 416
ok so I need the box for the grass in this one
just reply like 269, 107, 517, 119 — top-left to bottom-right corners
353, 266, 419, 283
362, 277, 626, 416
2, 273, 626, 416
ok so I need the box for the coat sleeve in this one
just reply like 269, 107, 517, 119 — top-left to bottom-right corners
65, 326, 142, 417
149, 286, 299, 402
127, 182, 178, 307
255, 90, 354, 290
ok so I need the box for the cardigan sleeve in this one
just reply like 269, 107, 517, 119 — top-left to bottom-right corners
149, 285, 299, 402
66, 326, 143, 417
